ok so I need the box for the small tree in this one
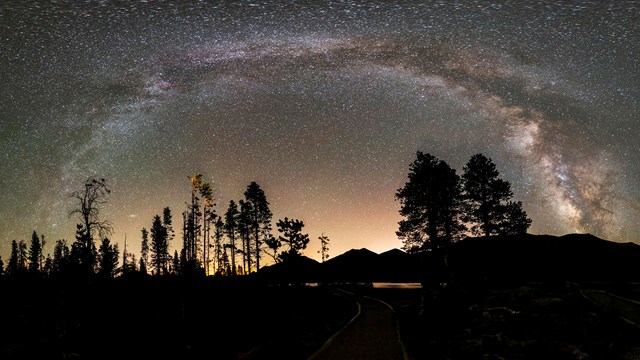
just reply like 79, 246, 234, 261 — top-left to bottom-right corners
18, 240, 28, 272
7, 240, 19, 276
43, 254, 52, 276
172, 250, 180, 275
140, 228, 149, 274
97, 238, 119, 279
499, 201, 532, 235
224, 200, 240, 275
129, 254, 137, 273
199, 181, 214, 275
276, 217, 309, 261
265, 236, 282, 264
52, 239, 70, 275
183, 173, 203, 273
150, 214, 167, 276
213, 218, 225, 274
318, 234, 330, 263
238, 199, 251, 274
139, 257, 147, 275
28, 231, 42, 273
70, 224, 97, 276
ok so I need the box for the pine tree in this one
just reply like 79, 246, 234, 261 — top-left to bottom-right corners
243, 181, 272, 272
184, 173, 203, 274
139, 257, 147, 275
28, 231, 42, 273
39, 234, 46, 273
265, 236, 282, 264
276, 217, 309, 261
238, 199, 252, 274
172, 250, 180, 275
43, 254, 52, 276
318, 234, 330, 262
140, 228, 149, 274
150, 214, 167, 276
213, 218, 225, 274
162, 207, 174, 264
128, 254, 137, 273
499, 201, 532, 235
52, 239, 70, 275
70, 224, 97, 276
199, 181, 215, 275
18, 240, 28, 272
462, 154, 531, 236
396, 152, 465, 253
7, 240, 19, 276
224, 200, 239, 275
97, 238, 119, 279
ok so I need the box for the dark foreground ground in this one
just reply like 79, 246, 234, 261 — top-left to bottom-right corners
355, 282, 640, 360
0, 277, 356, 360
4, 277, 640, 360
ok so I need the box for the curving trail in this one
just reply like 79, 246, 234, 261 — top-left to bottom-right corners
308, 289, 408, 360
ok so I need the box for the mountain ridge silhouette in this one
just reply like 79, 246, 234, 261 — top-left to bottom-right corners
259, 233, 640, 283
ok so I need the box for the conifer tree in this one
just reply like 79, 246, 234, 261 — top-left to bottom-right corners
238, 199, 252, 274
396, 152, 464, 253
150, 214, 167, 276
7, 240, 19, 276
140, 228, 149, 274
243, 181, 272, 272
318, 234, 330, 263
52, 239, 70, 276
97, 238, 119, 279
28, 231, 42, 273
276, 217, 309, 261
462, 153, 531, 236
224, 200, 239, 275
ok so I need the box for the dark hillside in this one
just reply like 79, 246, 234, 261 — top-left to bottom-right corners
449, 234, 640, 283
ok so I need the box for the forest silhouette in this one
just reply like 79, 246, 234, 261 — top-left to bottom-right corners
2, 152, 640, 359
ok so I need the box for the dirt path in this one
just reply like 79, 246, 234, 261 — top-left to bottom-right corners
308, 289, 408, 360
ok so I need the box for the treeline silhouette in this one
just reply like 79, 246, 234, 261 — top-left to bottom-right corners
0, 151, 529, 282
0, 175, 346, 360
396, 152, 532, 253
1, 175, 332, 283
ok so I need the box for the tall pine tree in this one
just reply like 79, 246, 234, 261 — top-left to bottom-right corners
150, 212, 170, 276
396, 152, 465, 253
462, 153, 531, 236
224, 200, 239, 275
243, 181, 272, 272
28, 231, 42, 273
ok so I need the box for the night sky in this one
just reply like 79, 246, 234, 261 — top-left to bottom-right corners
1, 1, 639, 263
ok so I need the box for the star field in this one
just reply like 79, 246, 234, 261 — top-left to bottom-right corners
1, 1, 639, 262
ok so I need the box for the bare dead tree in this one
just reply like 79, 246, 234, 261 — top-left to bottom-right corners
69, 176, 113, 242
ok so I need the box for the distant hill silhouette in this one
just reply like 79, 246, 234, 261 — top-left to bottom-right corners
323, 248, 379, 283
257, 255, 321, 284
259, 234, 640, 284
449, 233, 640, 282
259, 247, 420, 283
